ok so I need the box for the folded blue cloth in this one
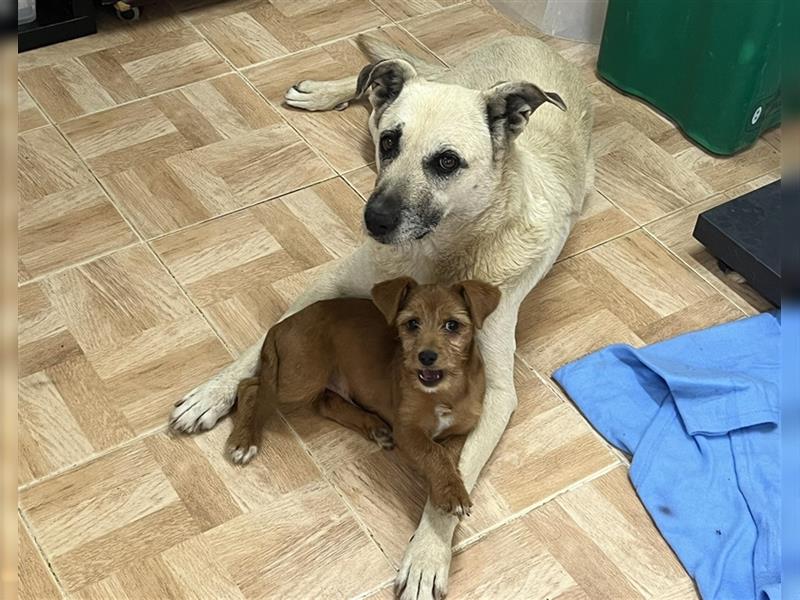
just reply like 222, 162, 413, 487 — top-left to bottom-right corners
554, 312, 781, 600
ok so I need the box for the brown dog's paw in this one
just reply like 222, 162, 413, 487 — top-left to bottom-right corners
226, 443, 258, 465
370, 426, 395, 450
430, 477, 472, 518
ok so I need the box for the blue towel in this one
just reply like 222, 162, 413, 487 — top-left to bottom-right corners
554, 313, 781, 600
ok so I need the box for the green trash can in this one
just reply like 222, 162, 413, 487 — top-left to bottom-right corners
597, 0, 781, 155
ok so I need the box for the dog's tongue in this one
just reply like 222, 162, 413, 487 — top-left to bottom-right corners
419, 369, 443, 383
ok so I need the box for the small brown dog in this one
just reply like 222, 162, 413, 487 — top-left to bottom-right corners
226, 277, 500, 515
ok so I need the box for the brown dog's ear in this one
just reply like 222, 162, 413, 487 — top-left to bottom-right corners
454, 280, 501, 329
371, 277, 417, 324
356, 59, 417, 112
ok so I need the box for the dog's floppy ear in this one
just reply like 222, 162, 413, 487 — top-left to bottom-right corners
356, 59, 417, 112
371, 276, 417, 324
484, 81, 566, 154
454, 280, 501, 329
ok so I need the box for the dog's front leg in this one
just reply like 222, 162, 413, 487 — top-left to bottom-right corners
395, 307, 518, 600
169, 245, 377, 433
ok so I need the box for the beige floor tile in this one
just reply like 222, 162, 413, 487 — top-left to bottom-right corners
674, 138, 781, 195
20, 19, 230, 123
18, 4, 181, 73
591, 82, 780, 196
478, 367, 617, 514
558, 190, 637, 260
281, 400, 385, 473
60, 74, 333, 238
593, 122, 715, 224
365, 585, 394, 599
157, 415, 323, 514
526, 467, 698, 599
152, 178, 364, 353
18, 518, 62, 600
546, 36, 600, 85
244, 25, 442, 173
18, 246, 230, 485
590, 80, 675, 142
516, 230, 743, 375
446, 519, 584, 599
763, 127, 780, 151
646, 174, 777, 315
20, 441, 200, 592
22, 420, 325, 594
186, 0, 389, 68
343, 164, 377, 199
401, 2, 534, 64
408, 467, 696, 599
18, 127, 137, 281
372, 0, 464, 20
323, 364, 615, 565
69, 535, 245, 600
18, 83, 48, 133
204, 482, 393, 599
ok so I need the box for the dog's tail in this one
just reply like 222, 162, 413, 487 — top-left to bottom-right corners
355, 33, 444, 78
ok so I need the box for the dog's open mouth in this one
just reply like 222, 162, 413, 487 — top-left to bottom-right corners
418, 369, 444, 387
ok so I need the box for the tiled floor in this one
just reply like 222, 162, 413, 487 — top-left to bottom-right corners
17, 1, 780, 598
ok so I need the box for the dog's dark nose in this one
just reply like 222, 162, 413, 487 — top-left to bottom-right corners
364, 192, 401, 237
418, 350, 438, 366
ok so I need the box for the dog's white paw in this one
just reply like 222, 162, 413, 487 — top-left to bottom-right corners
228, 444, 258, 465
370, 426, 395, 450
169, 377, 237, 434
395, 528, 452, 600
284, 80, 347, 112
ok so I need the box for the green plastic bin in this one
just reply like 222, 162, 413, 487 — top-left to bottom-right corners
597, 0, 781, 155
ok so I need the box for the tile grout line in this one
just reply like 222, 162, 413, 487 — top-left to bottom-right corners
178, 13, 345, 178
594, 186, 643, 229
366, 0, 474, 66
144, 172, 340, 243
18, 241, 141, 288
451, 460, 622, 554
231, 73, 343, 177
554, 224, 641, 265
340, 169, 372, 202
638, 169, 781, 229
141, 242, 238, 358
366, 0, 454, 70
393, 17, 458, 69
50, 71, 233, 131
394, 1, 473, 28
517, 353, 631, 466
351, 576, 395, 600
17, 167, 338, 290
18, 77, 55, 129
17, 422, 169, 493
640, 229, 750, 318
49, 121, 147, 244
194, 18, 419, 75
18, 508, 67, 599
274, 410, 399, 575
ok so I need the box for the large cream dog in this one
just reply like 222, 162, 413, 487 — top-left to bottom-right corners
170, 33, 592, 600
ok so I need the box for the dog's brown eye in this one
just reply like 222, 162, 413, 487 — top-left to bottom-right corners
380, 135, 395, 153
444, 320, 459, 332
437, 153, 459, 173
406, 319, 420, 331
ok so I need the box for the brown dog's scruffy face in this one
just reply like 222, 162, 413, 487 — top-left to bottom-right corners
397, 285, 474, 392
371, 277, 501, 393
